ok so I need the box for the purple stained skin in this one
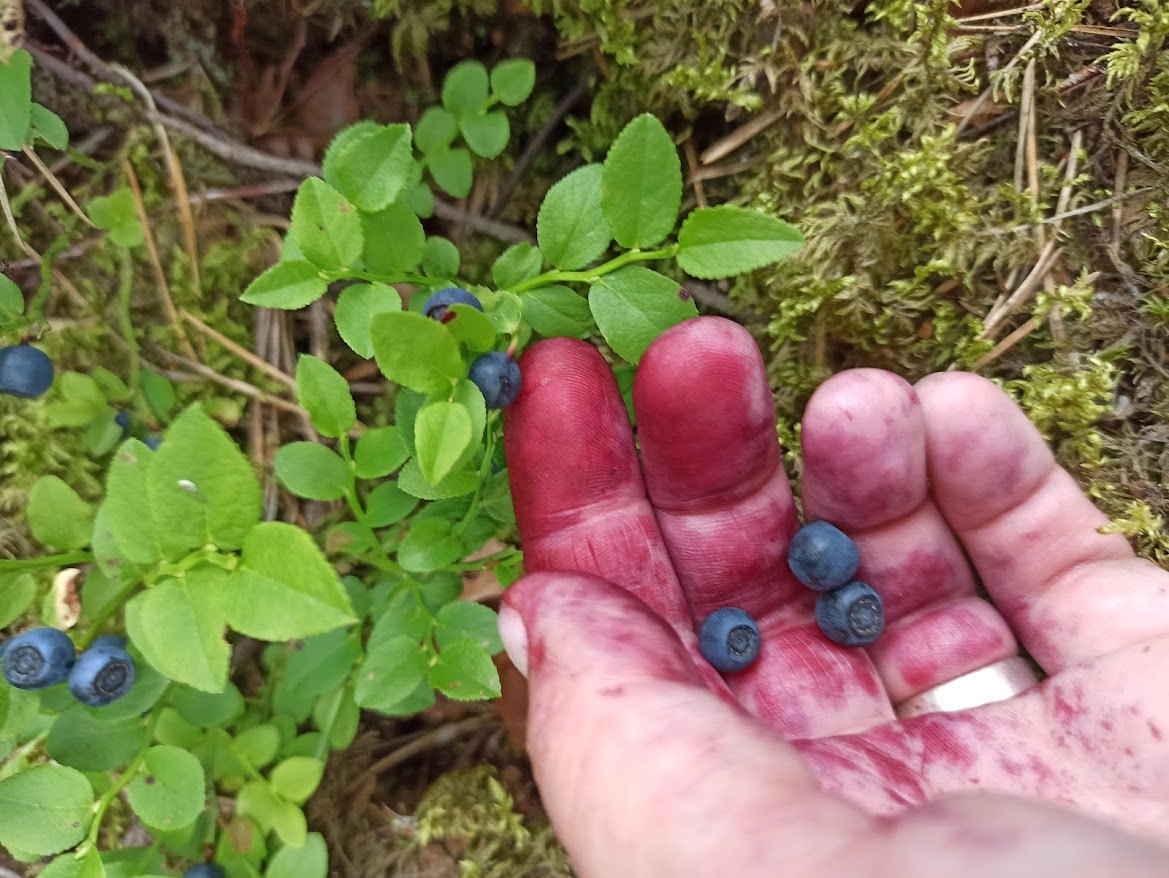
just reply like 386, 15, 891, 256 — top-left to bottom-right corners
501, 315, 1169, 846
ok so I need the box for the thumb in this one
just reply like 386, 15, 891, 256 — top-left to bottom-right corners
498, 571, 868, 877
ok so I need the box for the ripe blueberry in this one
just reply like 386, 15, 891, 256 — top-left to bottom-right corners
698, 607, 761, 673
0, 344, 54, 398
1, 627, 75, 689
815, 581, 884, 647
68, 640, 136, 707
143, 433, 163, 451
182, 865, 225, 878
787, 521, 860, 591
469, 351, 522, 409
423, 287, 483, 322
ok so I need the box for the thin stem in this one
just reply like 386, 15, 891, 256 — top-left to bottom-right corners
78, 577, 142, 651
321, 268, 430, 286
453, 416, 499, 537
512, 244, 679, 294
337, 434, 406, 576
0, 550, 93, 571
445, 547, 521, 573
117, 248, 140, 393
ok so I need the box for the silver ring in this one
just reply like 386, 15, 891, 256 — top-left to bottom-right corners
894, 656, 1040, 719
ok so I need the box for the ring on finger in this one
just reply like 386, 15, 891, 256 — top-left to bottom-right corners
894, 656, 1041, 719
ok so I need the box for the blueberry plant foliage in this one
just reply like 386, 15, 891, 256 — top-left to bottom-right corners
0, 50, 804, 877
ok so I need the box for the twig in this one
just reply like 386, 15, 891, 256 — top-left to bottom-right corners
489, 81, 590, 219
982, 239, 1062, 338
20, 145, 96, 227
123, 159, 199, 360
971, 316, 1039, 370
149, 348, 305, 416
684, 138, 707, 209
955, 29, 1043, 138
699, 108, 783, 166
355, 714, 495, 790
180, 309, 297, 391
998, 186, 1155, 233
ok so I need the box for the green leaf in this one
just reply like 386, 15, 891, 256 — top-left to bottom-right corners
521, 285, 595, 338
237, 781, 306, 846
422, 236, 461, 278
491, 242, 543, 290
265, 830, 328, 878
290, 178, 362, 271
0, 50, 33, 149
441, 60, 490, 118
0, 274, 23, 321
334, 282, 401, 359
353, 426, 408, 479
27, 476, 92, 550
171, 682, 244, 727
452, 378, 486, 458
241, 260, 327, 310
321, 120, 382, 185
443, 302, 497, 352
427, 147, 473, 199
536, 164, 612, 270
269, 757, 324, 805
407, 181, 435, 218
140, 371, 177, 420
100, 439, 161, 565
45, 706, 149, 771
675, 205, 805, 278
414, 401, 473, 486
354, 635, 431, 714
147, 405, 261, 557
490, 59, 536, 107
460, 111, 509, 159
600, 114, 682, 249
396, 459, 478, 499
234, 725, 281, 769
274, 442, 349, 501
125, 574, 230, 692
415, 107, 459, 154
88, 188, 143, 248
435, 601, 503, 653
29, 104, 69, 150
0, 764, 93, 855
0, 572, 36, 629
397, 517, 465, 573
360, 202, 425, 275
370, 311, 464, 394
273, 629, 361, 716
296, 355, 355, 438
588, 266, 697, 364
37, 848, 105, 878
229, 522, 357, 641
126, 746, 205, 831
91, 366, 130, 402
330, 123, 414, 212
363, 482, 418, 527
429, 640, 501, 701
395, 390, 425, 457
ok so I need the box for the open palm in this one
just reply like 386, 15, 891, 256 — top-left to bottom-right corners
499, 317, 1169, 877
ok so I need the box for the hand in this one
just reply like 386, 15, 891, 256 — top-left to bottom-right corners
497, 316, 1169, 878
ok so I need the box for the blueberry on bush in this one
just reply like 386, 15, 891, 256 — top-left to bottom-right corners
698, 607, 761, 673
423, 287, 483, 322
68, 639, 136, 706
114, 409, 131, 437
182, 864, 225, 878
1, 627, 76, 689
815, 581, 884, 647
469, 351, 522, 409
0, 344, 55, 398
143, 433, 163, 451
788, 521, 860, 591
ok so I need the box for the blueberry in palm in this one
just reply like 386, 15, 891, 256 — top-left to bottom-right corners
815, 581, 884, 647
699, 607, 761, 673
68, 640, 136, 706
423, 287, 482, 322
0, 345, 54, 398
469, 351, 522, 409
1, 627, 75, 689
788, 520, 860, 591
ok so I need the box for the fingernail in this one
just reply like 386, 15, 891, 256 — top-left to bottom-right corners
498, 605, 529, 678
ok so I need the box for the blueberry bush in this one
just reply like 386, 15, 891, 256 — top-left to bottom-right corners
0, 43, 804, 877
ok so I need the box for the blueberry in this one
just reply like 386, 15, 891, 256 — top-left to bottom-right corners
698, 607, 761, 673
422, 287, 483, 322
114, 409, 131, 437
1, 627, 76, 689
68, 640, 136, 707
469, 351, 522, 409
787, 521, 860, 591
90, 634, 128, 651
182, 865, 225, 878
143, 433, 163, 451
0, 345, 54, 398
815, 581, 884, 647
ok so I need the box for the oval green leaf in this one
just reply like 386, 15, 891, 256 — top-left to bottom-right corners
414, 400, 473, 486
587, 266, 697, 364
536, 164, 612, 270
241, 260, 327, 310
600, 114, 682, 249
126, 745, 206, 831
676, 205, 805, 279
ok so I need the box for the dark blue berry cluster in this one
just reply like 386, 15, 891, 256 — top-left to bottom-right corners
1, 628, 136, 707
788, 521, 884, 647
422, 288, 522, 409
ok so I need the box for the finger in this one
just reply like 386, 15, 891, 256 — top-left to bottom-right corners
799, 370, 1018, 707
914, 372, 1169, 672
503, 338, 693, 630
635, 318, 890, 735
498, 570, 872, 877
